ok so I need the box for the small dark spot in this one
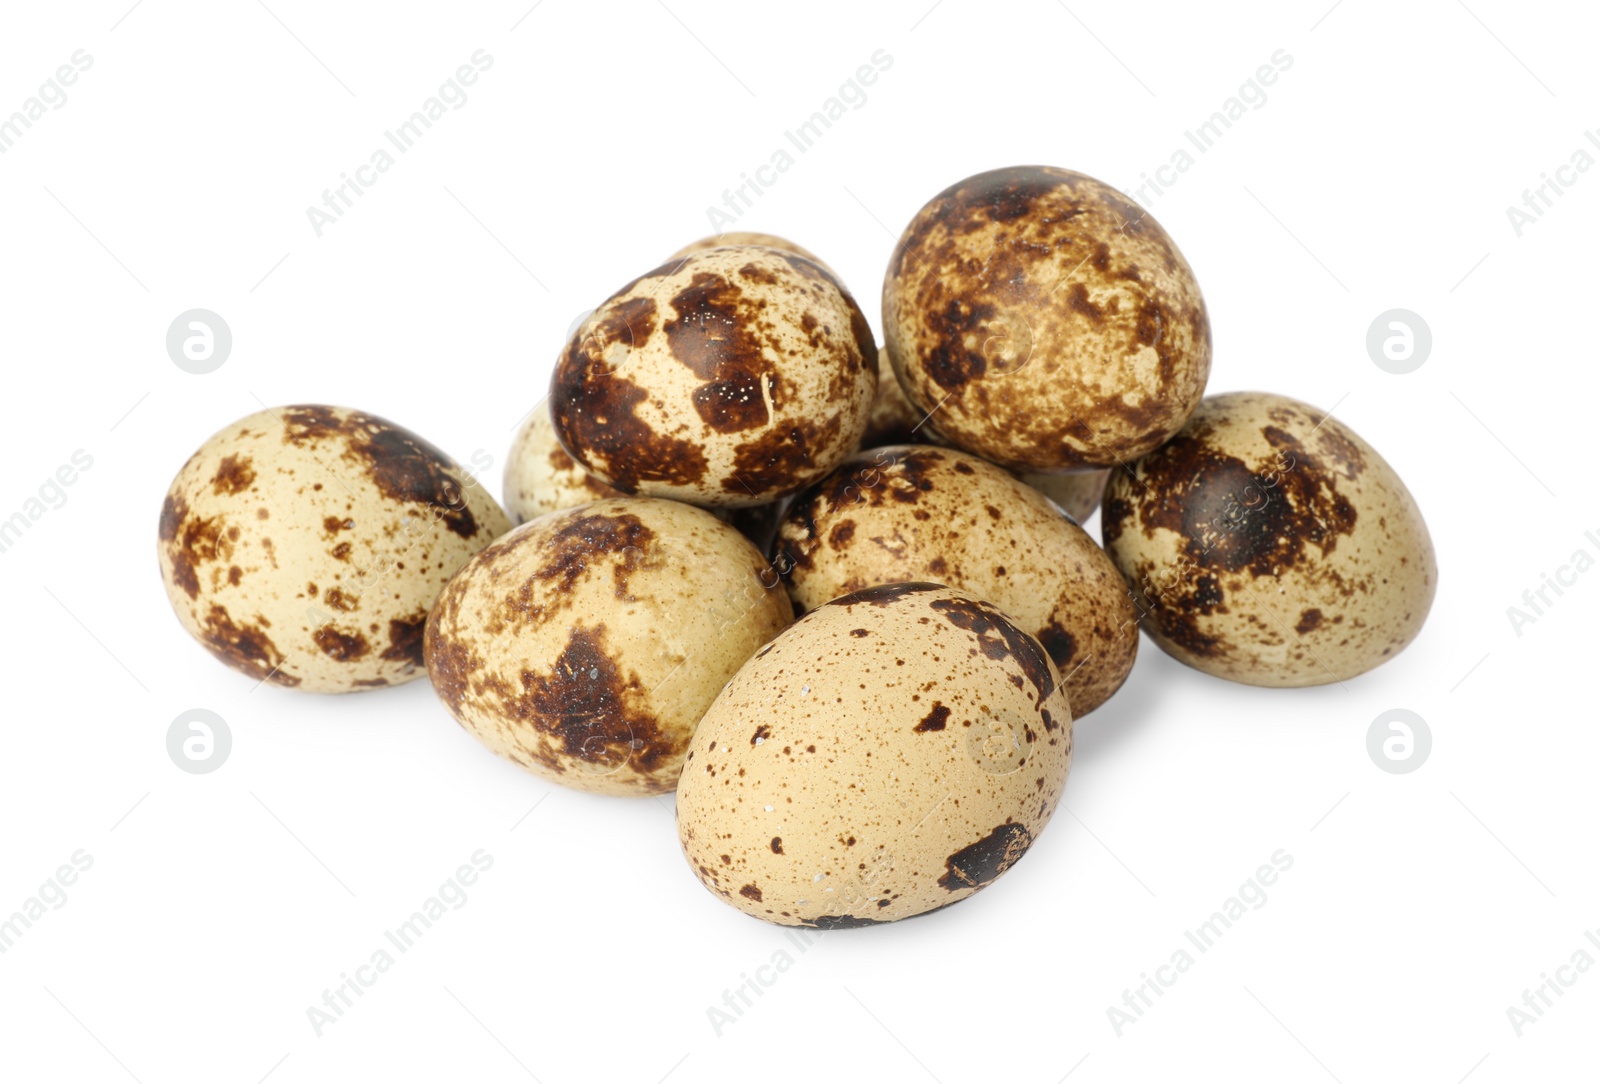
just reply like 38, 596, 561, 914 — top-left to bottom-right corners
740, 884, 763, 902
1035, 622, 1076, 670
770, 837, 784, 854
914, 702, 950, 733
1296, 608, 1324, 635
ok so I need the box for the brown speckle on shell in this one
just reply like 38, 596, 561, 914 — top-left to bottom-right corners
675, 582, 1072, 927
883, 165, 1211, 472
775, 445, 1137, 716
551, 247, 876, 508
158, 405, 510, 693
424, 497, 793, 796
1102, 392, 1435, 686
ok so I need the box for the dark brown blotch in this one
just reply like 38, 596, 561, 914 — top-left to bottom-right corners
914, 702, 950, 733
313, 625, 370, 662
936, 822, 1033, 892
930, 596, 1055, 709
199, 604, 298, 685
211, 455, 256, 495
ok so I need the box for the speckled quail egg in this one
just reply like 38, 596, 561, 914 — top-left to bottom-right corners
550, 246, 877, 508
1101, 391, 1436, 686
860, 346, 936, 448
425, 497, 793, 795
158, 405, 510, 692
676, 581, 1073, 927
669, 232, 833, 275
860, 346, 1108, 523
883, 165, 1211, 471
503, 399, 624, 524
774, 445, 1136, 716
1023, 468, 1110, 525
504, 399, 785, 550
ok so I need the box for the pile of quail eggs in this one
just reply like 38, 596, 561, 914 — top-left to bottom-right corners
159, 165, 1436, 929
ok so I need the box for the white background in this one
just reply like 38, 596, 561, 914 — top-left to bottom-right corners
1, 1, 1594, 1081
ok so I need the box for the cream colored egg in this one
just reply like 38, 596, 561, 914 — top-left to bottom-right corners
1101, 391, 1437, 686
504, 400, 785, 549
859, 348, 1105, 522
424, 497, 793, 795
550, 246, 877, 508
676, 582, 1073, 927
504, 400, 623, 524
669, 232, 833, 275
1022, 468, 1110, 525
774, 445, 1136, 716
883, 165, 1211, 471
157, 405, 510, 692
860, 346, 934, 448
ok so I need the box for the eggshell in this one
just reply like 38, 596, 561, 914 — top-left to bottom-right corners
860, 346, 934, 448
669, 232, 832, 275
883, 165, 1211, 471
504, 400, 785, 549
860, 348, 1108, 523
775, 445, 1137, 716
676, 581, 1073, 927
424, 497, 793, 795
157, 405, 510, 692
1023, 468, 1110, 525
1101, 391, 1437, 686
550, 246, 877, 508
504, 400, 623, 524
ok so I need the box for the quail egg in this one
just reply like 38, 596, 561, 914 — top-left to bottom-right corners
883, 165, 1211, 471
550, 246, 877, 508
505, 399, 785, 549
669, 232, 832, 275
158, 405, 510, 692
425, 497, 793, 795
676, 581, 1072, 926
774, 445, 1137, 716
1101, 391, 1436, 686
1023, 468, 1110, 525
504, 399, 623, 524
